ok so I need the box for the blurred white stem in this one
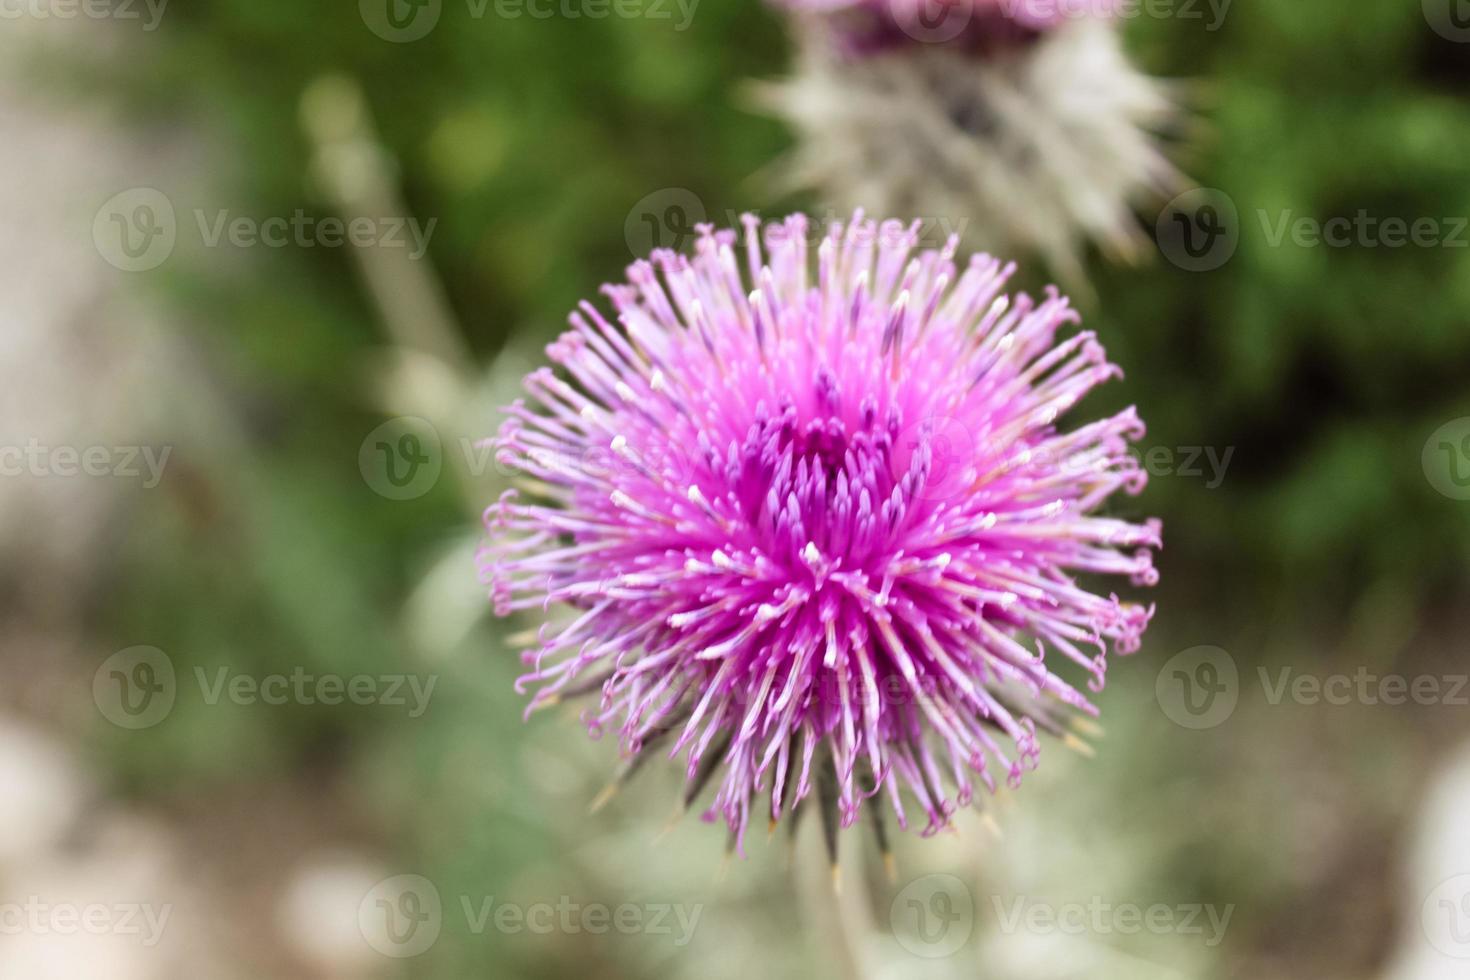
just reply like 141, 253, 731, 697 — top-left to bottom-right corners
795, 817, 877, 980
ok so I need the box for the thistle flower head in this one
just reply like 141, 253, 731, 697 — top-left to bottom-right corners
758, 18, 1183, 287
482, 212, 1158, 854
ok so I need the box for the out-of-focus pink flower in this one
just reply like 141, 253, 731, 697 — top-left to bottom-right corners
773, 0, 1124, 55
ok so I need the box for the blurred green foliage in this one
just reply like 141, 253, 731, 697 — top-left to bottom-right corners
102, 0, 1469, 623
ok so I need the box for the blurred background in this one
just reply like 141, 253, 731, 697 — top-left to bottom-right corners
2, 1, 1469, 977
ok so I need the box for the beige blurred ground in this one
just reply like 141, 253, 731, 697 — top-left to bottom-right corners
0, 18, 396, 980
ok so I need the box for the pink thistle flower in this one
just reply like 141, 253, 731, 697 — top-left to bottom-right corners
481, 212, 1158, 859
